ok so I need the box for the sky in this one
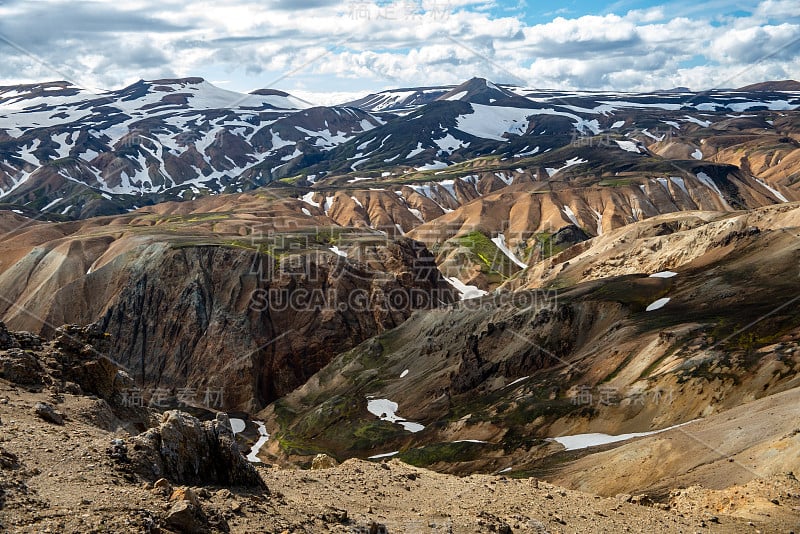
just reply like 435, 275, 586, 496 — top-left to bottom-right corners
0, 0, 798, 105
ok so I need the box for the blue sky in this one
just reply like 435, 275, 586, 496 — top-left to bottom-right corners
517, 0, 758, 23
0, 0, 798, 105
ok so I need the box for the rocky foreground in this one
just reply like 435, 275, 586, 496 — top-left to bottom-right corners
1, 323, 799, 533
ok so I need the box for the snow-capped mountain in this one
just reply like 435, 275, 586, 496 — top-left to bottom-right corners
344, 85, 452, 113
0, 76, 799, 219
0, 78, 380, 217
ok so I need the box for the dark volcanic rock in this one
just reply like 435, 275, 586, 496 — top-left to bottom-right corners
34, 402, 64, 425
0, 348, 45, 385
0, 322, 16, 349
97, 239, 454, 411
0, 321, 152, 431
125, 411, 266, 488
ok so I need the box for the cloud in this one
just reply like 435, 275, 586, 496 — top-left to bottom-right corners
753, 0, 800, 22
710, 24, 800, 64
0, 0, 797, 93
268, 0, 341, 9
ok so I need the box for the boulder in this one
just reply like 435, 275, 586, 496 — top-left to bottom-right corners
0, 322, 17, 350
170, 487, 201, 508
0, 349, 45, 385
124, 411, 266, 489
311, 453, 338, 470
163, 500, 207, 533
34, 402, 64, 425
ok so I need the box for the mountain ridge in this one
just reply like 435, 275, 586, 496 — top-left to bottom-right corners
2, 76, 799, 222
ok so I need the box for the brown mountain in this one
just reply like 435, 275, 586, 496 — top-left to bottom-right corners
0, 199, 455, 412
2, 77, 800, 533
262, 202, 800, 494
736, 79, 800, 91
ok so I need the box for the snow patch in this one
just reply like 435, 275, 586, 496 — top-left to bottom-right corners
562, 205, 581, 227
329, 245, 347, 257
547, 158, 587, 177
695, 172, 732, 209
455, 104, 532, 141
229, 418, 246, 434
683, 116, 711, 127
552, 421, 696, 451
491, 234, 527, 268
366, 398, 425, 433
670, 176, 689, 196
445, 277, 488, 300
41, 197, 63, 211
755, 178, 789, 203
646, 297, 671, 311
445, 90, 468, 101
592, 208, 603, 236
416, 161, 449, 171
406, 142, 426, 159
246, 422, 269, 463
301, 192, 319, 208
506, 376, 529, 388
368, 451, 400, 459
615, 140, 640, 153
650, 271, 678, 278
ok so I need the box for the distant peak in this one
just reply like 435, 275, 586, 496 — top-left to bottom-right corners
436, 77, 518, 104
658, 86, 692, 93
0, 80, 76, 91
736, 80, 800, 92
147, 77, 207, 86
249, 88, 291, 97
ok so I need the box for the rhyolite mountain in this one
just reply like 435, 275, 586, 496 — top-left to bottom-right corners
263, 201, 800, 482
0, 200, 456, 412
1, 76, 798, 222
1, 77, 800, 525
4, 76, 799, 295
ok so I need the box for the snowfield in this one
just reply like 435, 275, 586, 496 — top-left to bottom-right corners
552, 421, 697, 451
646, 297, 671, 311
491, 234, 528, 268
367, 398, 425, 433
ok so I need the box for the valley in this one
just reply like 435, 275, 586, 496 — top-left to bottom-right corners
1, 76, 799, 532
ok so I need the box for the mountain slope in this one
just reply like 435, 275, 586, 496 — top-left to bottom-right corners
260, 202, 800, 484
0, 78, 381, 217
737, 80, 800, 92
3, 77, 800, 221
0, 201, 455, 411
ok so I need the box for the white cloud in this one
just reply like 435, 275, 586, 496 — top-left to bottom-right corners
0, 0, 797, 94
753, 0, 800, 22
710, 23, 800, 64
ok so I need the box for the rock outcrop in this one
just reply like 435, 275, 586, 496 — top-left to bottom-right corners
93, 237, 453, 412
310, 453, 338, 470
119, 411, 266, 489
0, 321, 153, 433
0, 206, 455, 412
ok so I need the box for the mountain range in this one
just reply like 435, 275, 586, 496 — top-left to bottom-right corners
1, 76, 800, 532
1, 76, 797, 220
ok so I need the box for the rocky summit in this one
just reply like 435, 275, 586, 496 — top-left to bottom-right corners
1, 75, 800, 533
